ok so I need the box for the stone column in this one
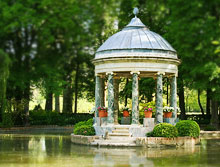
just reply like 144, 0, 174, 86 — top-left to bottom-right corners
131, 72, 139, 125
100, 78, 105, 107
170, 75, 177, 119
113, 79, 119, 124
156, 72, 163, 124
95, 76, 102, 117
107, 73, 114, 124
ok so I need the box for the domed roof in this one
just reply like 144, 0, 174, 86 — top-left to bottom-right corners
96, 17, 176, 53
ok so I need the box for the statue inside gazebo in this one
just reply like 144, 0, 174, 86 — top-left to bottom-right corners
92, 8, 180, 137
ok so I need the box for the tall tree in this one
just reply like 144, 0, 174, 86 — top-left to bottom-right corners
0, 50, 10, 122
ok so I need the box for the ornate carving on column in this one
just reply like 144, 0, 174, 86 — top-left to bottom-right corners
107, 72, 114, 124
156, 72, 164, 124
170, 75, 177, 119
131, 71, 140, 125
113, 79, 119, 124
95, 76, 101, 117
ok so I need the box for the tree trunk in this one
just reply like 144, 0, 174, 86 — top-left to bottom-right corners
211, 100, 219, 129
198, 89, 204, 116
45, 92, 53, 111
23, 81, 30, 126
206, 88, 211, 118
74, 62, 79, 114
55, 94, 60, 113
63, 83, 73, 113
178, 79, 186, 120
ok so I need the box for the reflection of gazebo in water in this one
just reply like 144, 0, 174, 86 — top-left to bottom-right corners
92, 8, 180, 137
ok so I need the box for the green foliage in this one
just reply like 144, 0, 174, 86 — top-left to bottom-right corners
152, 123, 178, 138
1, 112, 14, 128
74, 118, 93, 130
29, 110, 93, 126
204, 125, 217, 131
73, 125, 95, 136
175, 120, 200, 138
0, 50, 10, 121
73, 118, 95, 136
146, 131, 154, 137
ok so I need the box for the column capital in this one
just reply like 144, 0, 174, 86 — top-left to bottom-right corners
106, 72, 114, 75
168, 73, 178, 78
130, 71, 140, 75
157, 72, 165, 75
95, 73, 102, 77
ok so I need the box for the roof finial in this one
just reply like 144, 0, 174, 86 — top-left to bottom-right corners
133, 7, 139, 18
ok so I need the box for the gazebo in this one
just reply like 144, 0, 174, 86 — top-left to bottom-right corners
92, 8, 180, 137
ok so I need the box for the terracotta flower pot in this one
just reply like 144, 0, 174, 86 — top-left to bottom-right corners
144, 111, 152, 118
123, 110, 129, 117
164, 112, 172, 118
105, 111, 108, 117
99, 110, 106, 118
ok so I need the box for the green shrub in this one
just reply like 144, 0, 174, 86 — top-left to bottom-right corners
146, 131, 154, 137
74, 125, 95, 136
74, 118, 93, 130
175, 120, 200, 137
152, 123, 178, 138
74, 121, 87, 129
86, 118, 94, 126
29, 110, 93, 126
204, 125, 217, 131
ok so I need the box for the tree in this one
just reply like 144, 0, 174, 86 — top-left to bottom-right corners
0, 50, 10, 122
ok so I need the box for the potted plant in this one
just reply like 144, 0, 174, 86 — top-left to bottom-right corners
97, 107, 107, 118
122, 107, 130, 117
163, 106, 174, 118
144, 101, 155, 118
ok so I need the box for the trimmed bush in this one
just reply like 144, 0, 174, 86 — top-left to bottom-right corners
175, 120, 200, 137
74, 118, 93, 129
86, 118, 94, 125
152, 123, 178, 138
74, 125, 95, 136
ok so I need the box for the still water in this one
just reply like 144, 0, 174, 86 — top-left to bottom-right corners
0, 134, 220, 167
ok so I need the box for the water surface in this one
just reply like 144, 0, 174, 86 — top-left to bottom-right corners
0, 134, 219, 167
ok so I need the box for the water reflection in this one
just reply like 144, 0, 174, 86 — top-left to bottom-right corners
0, 134, 220, 167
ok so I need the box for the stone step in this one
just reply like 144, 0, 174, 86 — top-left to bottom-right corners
91, 140, 136, 147
114, 125, 130, 130
108, 133, 130, 137
112, 130, 130, 134
94, 139, 136, 143
107, 136, 137, 141
92, 142, 137, 147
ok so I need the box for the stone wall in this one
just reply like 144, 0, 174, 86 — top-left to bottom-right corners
71, 134, 99, 145
136, 137, 200, 147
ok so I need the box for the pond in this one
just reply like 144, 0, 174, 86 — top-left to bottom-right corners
0, 134, 220, 167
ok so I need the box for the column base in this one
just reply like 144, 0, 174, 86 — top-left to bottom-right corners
143, 118, 155, 128
121, 117, 131, 125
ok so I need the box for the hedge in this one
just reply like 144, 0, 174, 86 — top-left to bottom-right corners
28, 110, 93, 126
152, 123, 178, 138
175, 120, 200, 137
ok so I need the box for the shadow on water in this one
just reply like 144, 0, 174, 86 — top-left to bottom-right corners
0, 134, 220, 167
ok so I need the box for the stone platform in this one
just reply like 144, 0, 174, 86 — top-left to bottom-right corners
71, 133, 200, 147
71, 124, 200, 147
94, 124, 153, 137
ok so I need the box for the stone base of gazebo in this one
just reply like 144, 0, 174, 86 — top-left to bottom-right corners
94, 124, 154, 137
93, 117, 179, 138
